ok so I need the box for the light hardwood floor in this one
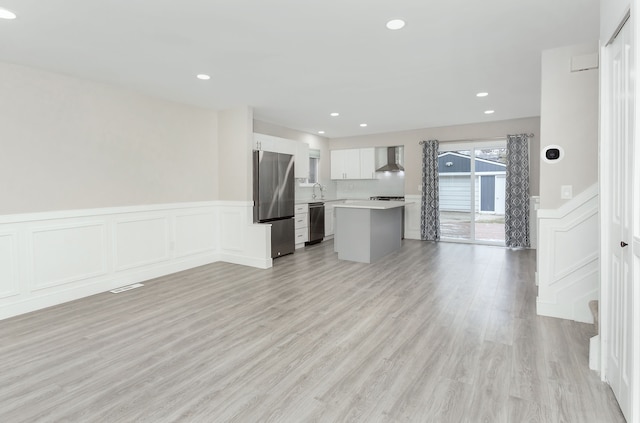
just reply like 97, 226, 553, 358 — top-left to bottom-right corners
0, 240, 625, 422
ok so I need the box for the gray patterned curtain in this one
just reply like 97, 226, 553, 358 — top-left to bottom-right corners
420, 140, 440, 241
505, 134, 530, 248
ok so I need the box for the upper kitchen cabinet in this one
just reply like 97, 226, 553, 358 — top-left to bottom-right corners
359, 148, 376, 179
331, 148, 376, 180
253, 133, 310, 179
331, 149, 360, 179
254, 133, 292, 154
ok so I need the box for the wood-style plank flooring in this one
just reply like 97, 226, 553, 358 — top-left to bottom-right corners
0, 240, 625, 422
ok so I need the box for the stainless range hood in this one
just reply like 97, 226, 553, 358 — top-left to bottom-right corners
376, 146, 404, 172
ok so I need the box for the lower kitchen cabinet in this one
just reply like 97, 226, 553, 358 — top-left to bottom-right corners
324, 200, 345, 237
294, 204, 308, 248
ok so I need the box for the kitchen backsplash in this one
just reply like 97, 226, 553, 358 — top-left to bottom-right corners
336, 172, 405, 199
295, 172, 404, 201
295, 179, 337, 202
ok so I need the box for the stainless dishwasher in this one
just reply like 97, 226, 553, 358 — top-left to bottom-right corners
306, 202, 325, 245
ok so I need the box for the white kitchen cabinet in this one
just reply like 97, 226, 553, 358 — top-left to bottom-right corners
331, 148, 377, 180
254, 133, 309, 179
330, 150, 344, 180
294, 204, 309, 248
331, 149, 362, 180
324, 200, 345, 237
254, 133, 293, 154
359, 148, 376, 179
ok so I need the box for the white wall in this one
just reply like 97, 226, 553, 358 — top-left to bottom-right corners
219, 107, 254, 202
0, 63, 274, 320
0, 61, 219, 215
536, 43, 600, 323
329, 117, 540, 198
539, 44, 599, 210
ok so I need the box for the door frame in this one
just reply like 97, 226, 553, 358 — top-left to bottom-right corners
438, 140, 507, 246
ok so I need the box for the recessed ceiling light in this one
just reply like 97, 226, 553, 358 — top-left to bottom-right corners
196, 74, 211, 80
0, 8, 17, 19
476, 92, 489, 97
484, 110, 495, 114
386, 19, 405, 30
330, 112, 340, 117
318, 131, 325, 134
360, 123, 368, 127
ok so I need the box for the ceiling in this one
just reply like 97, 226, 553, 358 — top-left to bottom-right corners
0, 0, 600, 138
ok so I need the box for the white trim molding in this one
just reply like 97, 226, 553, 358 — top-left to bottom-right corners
537, 184, 599, 323
0, 201, 271, 320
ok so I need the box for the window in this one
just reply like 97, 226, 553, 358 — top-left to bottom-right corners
308, 149, 320, 183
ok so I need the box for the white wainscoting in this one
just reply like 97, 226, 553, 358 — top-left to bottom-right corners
404, 195, 422, 240
0, 231, 19, 299
536, 184, 599, 323
114, 216, 170, 271
0, 201, 271, 320
174, 212, 218, 258
217, 202, 272, 269
31, 221, 108, 290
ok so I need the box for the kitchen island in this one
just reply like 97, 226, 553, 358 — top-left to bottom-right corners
333, 200, 407, 263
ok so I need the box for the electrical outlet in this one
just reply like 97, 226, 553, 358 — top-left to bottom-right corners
561, 185, 573, 199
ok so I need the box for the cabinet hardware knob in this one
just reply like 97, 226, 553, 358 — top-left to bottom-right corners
621, 241, 628, 247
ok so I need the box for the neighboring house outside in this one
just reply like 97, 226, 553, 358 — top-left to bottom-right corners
438, 151, 506, 214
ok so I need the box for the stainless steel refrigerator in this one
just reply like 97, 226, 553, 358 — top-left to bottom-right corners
253, 150, 295, 258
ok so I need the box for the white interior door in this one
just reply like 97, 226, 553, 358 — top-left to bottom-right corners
603, 17, 635, 422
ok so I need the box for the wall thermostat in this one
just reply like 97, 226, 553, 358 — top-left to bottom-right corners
542, 145, 564, 163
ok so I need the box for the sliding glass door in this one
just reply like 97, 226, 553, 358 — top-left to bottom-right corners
438, 142, 507, 245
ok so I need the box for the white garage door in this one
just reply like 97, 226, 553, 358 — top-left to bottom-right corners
439, 175, 471, 212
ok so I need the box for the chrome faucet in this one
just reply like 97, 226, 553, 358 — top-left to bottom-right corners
312, 182, 324, 200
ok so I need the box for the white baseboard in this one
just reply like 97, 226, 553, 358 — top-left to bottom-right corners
219, 253, 272, 269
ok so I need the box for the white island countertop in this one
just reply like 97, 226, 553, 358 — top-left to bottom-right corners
334, 200, 409, 210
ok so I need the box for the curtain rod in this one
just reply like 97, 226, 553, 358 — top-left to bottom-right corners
419, 134, 534, 144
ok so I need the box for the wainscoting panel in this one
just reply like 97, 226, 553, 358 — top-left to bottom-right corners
217, 202, 271, 269
220, 209, 243, 252
0, 231, 19, 299
0, 201, 272, 320
551, 213, 599, 281
114, 217, 170, 271
31, 222, 107, 290
537, 184, 599, 323
174, 211, 218, 258
404, 195, 421, 240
